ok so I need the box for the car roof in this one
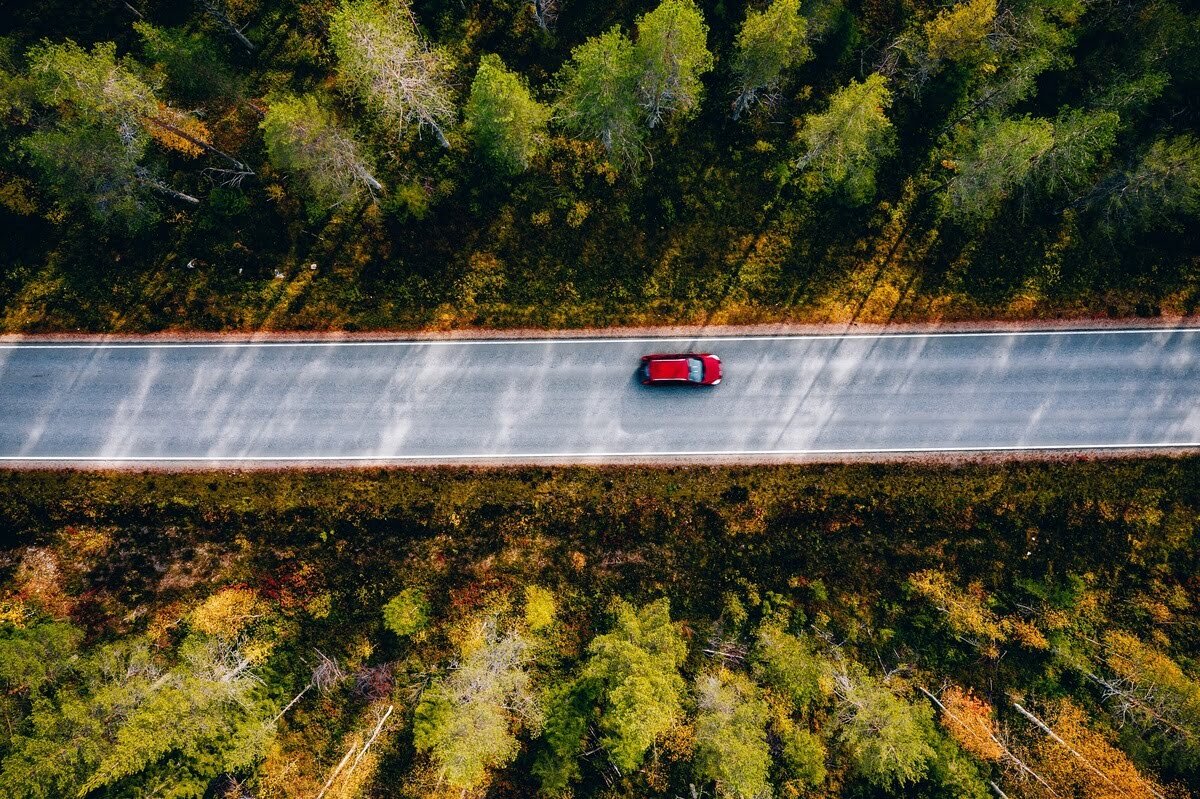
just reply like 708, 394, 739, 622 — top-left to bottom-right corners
648, 358, 692, 380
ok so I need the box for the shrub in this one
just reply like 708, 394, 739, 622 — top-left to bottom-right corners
383, 588, 430, 637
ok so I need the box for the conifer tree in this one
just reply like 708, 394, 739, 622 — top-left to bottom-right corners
731, 0, 811, 119
465, 54, 550, 174
633, 0, 714, 128
945, 115, 1054, 219
582, 598, 687, 770
796, 73, 895, 203
555, 28, 644, 171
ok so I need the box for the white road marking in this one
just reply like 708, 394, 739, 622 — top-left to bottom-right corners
1, 441, 1197, 461
1, 327, 1198, 350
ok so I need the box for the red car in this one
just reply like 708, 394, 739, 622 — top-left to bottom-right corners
640, 353, 722, 386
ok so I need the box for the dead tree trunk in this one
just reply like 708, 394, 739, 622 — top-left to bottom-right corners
144, 115, 253, 175
1012, 701, 1165, 799
199, 0, 256, 54
137, 170, 200, 205
918, 687, 1056, 796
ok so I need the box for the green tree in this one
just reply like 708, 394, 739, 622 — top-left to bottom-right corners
25, 39, 156, 126
533, 679, 594, 793
381, 587, 430, 636
19, 38, 247, 222
833, 668, 935, 789
731, 0, 811, 119
0, 635, 274, 799
261, 93, 382, 213
21, 121, 160, 226
945, 115, 1054, 220
1036, 108, 1119, 196
1097, 135, 1200, 227
633, 0, 714, 128
780, 725, 827, 788
20, 40, 165, 224
927, 730, 990, 799
796, 73, 895, 203
947, 0, 1078, 124
329, 0, 455, 147
693, 669, 772, 799
413, 616, 541, 792
0, 622, 82, 695
752, 623, 826, 714
584, 598, 687, 769
134, 22, 235, 102
24, 38, 223, 165
555, 28, 644, 171
465, 54, 550, 174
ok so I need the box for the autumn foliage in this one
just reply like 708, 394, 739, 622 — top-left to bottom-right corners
938, 686, 1003, 762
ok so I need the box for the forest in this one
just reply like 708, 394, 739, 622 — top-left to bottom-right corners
1, 459, 1199, 798
2, 1, 1200, 797
0, 0, 1198, 332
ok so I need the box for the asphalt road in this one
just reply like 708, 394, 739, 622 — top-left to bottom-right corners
0, 329, 1197, 463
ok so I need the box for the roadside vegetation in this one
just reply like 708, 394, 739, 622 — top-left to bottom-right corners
1, 0, 1198, 331
2, 458, 1199, 797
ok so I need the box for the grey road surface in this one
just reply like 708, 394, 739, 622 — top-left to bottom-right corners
0, 329, 1197, 463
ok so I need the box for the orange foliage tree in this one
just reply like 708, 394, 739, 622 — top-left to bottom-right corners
1014, 699, 1166, 799
937, 686, 1004, 762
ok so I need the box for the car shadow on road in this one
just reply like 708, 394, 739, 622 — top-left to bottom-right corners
614, 364, 723, 439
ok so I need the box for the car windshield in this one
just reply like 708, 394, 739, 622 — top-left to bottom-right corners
687, 357, 704, 382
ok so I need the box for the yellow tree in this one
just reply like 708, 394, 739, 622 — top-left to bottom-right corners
924, 0, 997, 63
1091, 631, 1200, 747
908, 569, 1005, 655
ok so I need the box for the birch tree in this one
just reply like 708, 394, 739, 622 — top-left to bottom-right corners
693, 669, 773, 799
633, 0, 714, 128
751, 622, 825, 714
1013, 699, 1167, 799
1093, 631, 1200, 748
26, 39, 215, 170
924, 0, 997, 63
412, 616, 541, 793
26, 39, 247, 168
197, 0, 256, 54
833, 668, 935, 789
531, 0, 559, 33
328, 0, 455, 147
261, 93, 382, 212
730, 0, 811, 119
